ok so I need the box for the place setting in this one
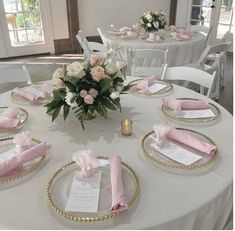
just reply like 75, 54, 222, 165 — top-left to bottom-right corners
141, 123, 218, 174
46, 150, 139, 223
161, 98, 220, 125
11, 81, 54, 105
0, 131, 51, 186
129, 75, 173, 97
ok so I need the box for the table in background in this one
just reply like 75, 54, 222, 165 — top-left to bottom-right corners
102, 32, 205, 67
0, 78, 232, 229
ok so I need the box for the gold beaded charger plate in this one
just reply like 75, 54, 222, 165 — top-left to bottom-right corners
11, 83, 50, 105
46, 157, 140, 222
0, 107, 29, 133
129, 79, 173, 97
141, 128, 217, 170
0, 137, 47, 185
161, 98, 220, 124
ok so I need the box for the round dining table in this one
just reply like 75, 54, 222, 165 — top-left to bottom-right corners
0, 77, 232, 230
101, 31, 205, 67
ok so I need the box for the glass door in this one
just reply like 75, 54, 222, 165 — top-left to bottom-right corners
189, 0, 234, 43
0, 0, 54, 57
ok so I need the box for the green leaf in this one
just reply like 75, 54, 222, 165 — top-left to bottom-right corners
99, 78, 112, 94
102, 97, 117, 110
52, 106, 61, 122
63, 104, 70, 120
64, 81, 76, 92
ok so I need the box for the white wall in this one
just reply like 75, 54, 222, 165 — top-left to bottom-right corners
78, 0, 171, 36
49, 0, 69, 39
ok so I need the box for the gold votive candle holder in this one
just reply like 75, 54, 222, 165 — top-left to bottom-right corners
121, 118, 132, 136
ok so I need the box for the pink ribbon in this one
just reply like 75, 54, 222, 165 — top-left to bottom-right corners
0, 142, 51, 177
13, 87, 43, 102
153, 124, 217, 155
109, 155, 128, 212
72, 150, 100, 177
0, 107, 19, 129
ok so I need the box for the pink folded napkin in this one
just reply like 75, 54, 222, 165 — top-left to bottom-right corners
0, 142, 51, 177
0, 118, 19, 129
0, 107, 20, 129
176, 33, 192, 40
13, 87, 43, 102
109, 155, 128, 212
176, 27, 187, 33
153, 124, 217, 155
108, 31, 126, 36
72, 150, 100, 177
162, 98, 209, 115
121, 31, 138, 39
131, 75, 157, 91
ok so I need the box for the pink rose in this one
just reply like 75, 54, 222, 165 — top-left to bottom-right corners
54, 79, 65, 89
80, 90, 88, 98
84, 95, 94, 104
88, 88, 98, 98
89, 53, 104, 66
90, 66, 105, 82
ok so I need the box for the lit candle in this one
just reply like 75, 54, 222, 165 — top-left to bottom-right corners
121, 118, 132, 136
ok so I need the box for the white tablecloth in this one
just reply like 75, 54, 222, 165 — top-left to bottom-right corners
102, 32, 205, 67
0, 78, 232, 229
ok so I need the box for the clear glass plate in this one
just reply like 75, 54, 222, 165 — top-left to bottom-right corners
0, 107, 29, 133
129, 79, 173, 97
46, 157, 140, 222
0, 137, 47, 185
161, 98, 221, 125
141, 128, 217, 170
11, 83, 50, 105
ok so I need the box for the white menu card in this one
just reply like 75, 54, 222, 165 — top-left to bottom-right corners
0, 149, 17, 164
148, 83, 167, 93
179, 109, 215, 119
151, 141, 202, 166
65, 171, 101, 213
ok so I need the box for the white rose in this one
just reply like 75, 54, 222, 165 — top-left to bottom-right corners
65, 92, 78, 107
110, 91, 120, 99
67, 61, 85, 78
145, 14, 152, 21
52, 67, 64, 80
105, 63, 119, 75
147, 23, 152, 28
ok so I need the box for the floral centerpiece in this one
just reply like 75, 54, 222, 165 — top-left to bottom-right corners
139, 10, 167, 33
45, 54, 130, 130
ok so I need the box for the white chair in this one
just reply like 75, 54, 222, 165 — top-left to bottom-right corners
0, 65, 32, 86
185, 41, 231, 99
76, 30, 107, 60
127, 48, 168, 79
162, 66, 216, 98
97, 27, 126, 69
190, 25, 213, 47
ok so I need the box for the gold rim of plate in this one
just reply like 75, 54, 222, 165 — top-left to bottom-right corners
0, 137, 46, 184
141, 128, 217, 170
0, 107, 29, 133
129, 79, 173, 97
161, 98, 221, 123
11, 83, 49, 105
46, 156, 140, 222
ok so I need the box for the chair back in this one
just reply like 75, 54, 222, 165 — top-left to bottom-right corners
198, 41, 232, 66
127, 48, 168, 78
164, 66, 216, 98
0, 65, 32, 85
76, 30, 92, 59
